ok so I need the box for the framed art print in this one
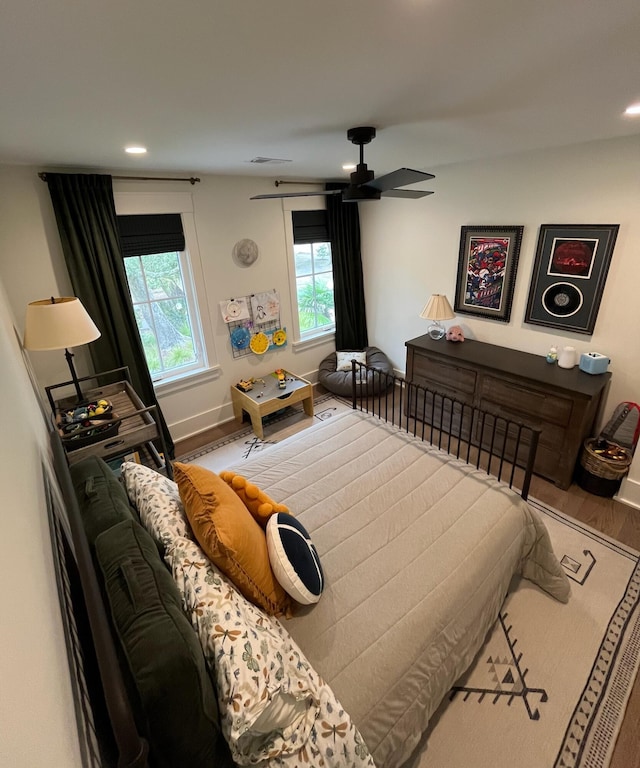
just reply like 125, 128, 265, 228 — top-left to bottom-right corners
454, 225, 524, 322
524, 224, 619, 334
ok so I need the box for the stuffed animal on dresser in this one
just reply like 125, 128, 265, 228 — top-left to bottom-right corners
446, 325, 465, 342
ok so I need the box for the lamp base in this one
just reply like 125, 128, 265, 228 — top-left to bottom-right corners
427, 321, 446, 340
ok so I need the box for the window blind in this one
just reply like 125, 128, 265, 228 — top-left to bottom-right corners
292, 210, 329, 244
117, 213, 185, 257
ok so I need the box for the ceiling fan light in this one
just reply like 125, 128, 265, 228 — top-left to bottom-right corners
624, 103, 640, 116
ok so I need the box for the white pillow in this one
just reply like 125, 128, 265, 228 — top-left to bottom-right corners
336, 350, 366, 372
267, 513, 324, 605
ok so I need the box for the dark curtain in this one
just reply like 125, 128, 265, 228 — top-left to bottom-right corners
326, 184, 368, 350
45, 172, 175, 458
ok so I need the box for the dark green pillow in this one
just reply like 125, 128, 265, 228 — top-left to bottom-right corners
95, 519, 221, 767
70, 456, 134, 546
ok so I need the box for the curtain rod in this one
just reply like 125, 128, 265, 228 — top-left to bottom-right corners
38, 172, 201, 185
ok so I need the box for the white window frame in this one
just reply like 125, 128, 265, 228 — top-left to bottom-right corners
282, 195, 336, 351
114, 190, 219, 393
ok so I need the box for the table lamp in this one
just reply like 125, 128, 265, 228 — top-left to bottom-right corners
420, 294, 455, 340
23, 296, 101, 403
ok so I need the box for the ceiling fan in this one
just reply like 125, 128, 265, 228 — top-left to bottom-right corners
250, 126, 435, 202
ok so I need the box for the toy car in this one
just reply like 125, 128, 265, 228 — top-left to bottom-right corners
236, 378, 254, 392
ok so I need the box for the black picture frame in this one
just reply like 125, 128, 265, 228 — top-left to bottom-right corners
524, 224, 619, 335
454, 225, 524, 322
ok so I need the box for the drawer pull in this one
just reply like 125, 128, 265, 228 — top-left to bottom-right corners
104, 439, 126, 450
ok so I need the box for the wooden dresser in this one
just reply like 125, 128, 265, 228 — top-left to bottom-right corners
405, 335, 611, 489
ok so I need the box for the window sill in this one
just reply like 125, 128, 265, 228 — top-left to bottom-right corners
153, 364, 222, 396
291, 331, 335, 353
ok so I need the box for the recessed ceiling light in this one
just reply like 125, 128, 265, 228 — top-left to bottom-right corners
125, 146, 147, 154
624, 103, 640, 116
342, 163, 356, 171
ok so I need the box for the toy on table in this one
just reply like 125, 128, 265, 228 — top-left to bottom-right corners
275, 369, 286, 389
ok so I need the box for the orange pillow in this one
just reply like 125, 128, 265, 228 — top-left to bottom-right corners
173, 462, 291, 617
218, 470, 289, 527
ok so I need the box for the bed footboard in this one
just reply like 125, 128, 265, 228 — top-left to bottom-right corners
350, 362, 540, 499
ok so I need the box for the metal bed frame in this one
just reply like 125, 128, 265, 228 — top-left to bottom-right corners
350, 361, 541, 500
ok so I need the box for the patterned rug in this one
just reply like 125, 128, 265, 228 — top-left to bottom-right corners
179, 408, 640, 768
406, 499, 640, 768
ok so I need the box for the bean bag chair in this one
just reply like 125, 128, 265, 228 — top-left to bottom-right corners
318, 346, 393, 397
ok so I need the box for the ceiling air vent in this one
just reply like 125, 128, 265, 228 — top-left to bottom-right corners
248, 157, 292, 164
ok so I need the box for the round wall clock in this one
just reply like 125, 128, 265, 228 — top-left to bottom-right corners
232, 238, 259, 267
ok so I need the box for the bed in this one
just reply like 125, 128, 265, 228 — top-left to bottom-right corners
48, 365, 570, 768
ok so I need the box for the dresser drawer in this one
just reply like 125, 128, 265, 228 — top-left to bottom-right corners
478, 398, 567, 449
411, 354, 476, 397
480, 376, 573, 427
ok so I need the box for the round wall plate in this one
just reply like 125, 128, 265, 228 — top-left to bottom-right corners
272, 328, 287, 346
226, 300, 243, 319
249, 331, 269, 354
232, 238, 259, 267
230, 326, 251, 350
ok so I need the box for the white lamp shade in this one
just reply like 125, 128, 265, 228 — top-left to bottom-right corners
420, 294, 455, 321
24, 297, 101, 351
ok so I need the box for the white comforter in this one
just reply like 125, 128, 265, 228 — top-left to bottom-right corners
231, 410, 570, 768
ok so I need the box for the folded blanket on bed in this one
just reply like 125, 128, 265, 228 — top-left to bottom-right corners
228, 410, 571, 768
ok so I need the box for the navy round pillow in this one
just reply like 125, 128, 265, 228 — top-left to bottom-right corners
266, 513, 324, 605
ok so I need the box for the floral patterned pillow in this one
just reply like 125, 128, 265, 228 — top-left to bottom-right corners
169, 536, 374, 767
120, 462, 192, 552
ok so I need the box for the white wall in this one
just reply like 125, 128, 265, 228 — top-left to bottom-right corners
360, 134, 640, 507
0, 278, 82, 767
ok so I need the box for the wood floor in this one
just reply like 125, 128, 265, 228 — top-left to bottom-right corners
174, 387, 640, 768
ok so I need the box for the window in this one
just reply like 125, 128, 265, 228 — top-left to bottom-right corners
117, 212, 208, 383
123, 250, 203, 379
291, 209, 335, 340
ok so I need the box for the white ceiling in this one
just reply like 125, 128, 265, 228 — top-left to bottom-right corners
1, 0, 639, 186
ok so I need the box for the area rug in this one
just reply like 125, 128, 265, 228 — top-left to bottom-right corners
179, 411, 640, 768
177, 394, 352, 472
405, 498, 640, 768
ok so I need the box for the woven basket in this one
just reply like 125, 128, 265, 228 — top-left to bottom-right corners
580, 439, 632, 480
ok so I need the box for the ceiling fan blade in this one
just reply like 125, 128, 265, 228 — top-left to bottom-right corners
381, 189, 435, 199
366, 167, 435, 192
250, 189, 341, 200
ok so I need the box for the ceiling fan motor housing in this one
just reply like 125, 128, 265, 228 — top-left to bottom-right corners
342, 181, 381, 201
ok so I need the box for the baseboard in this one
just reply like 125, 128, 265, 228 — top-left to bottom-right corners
615, 475, 640, 510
